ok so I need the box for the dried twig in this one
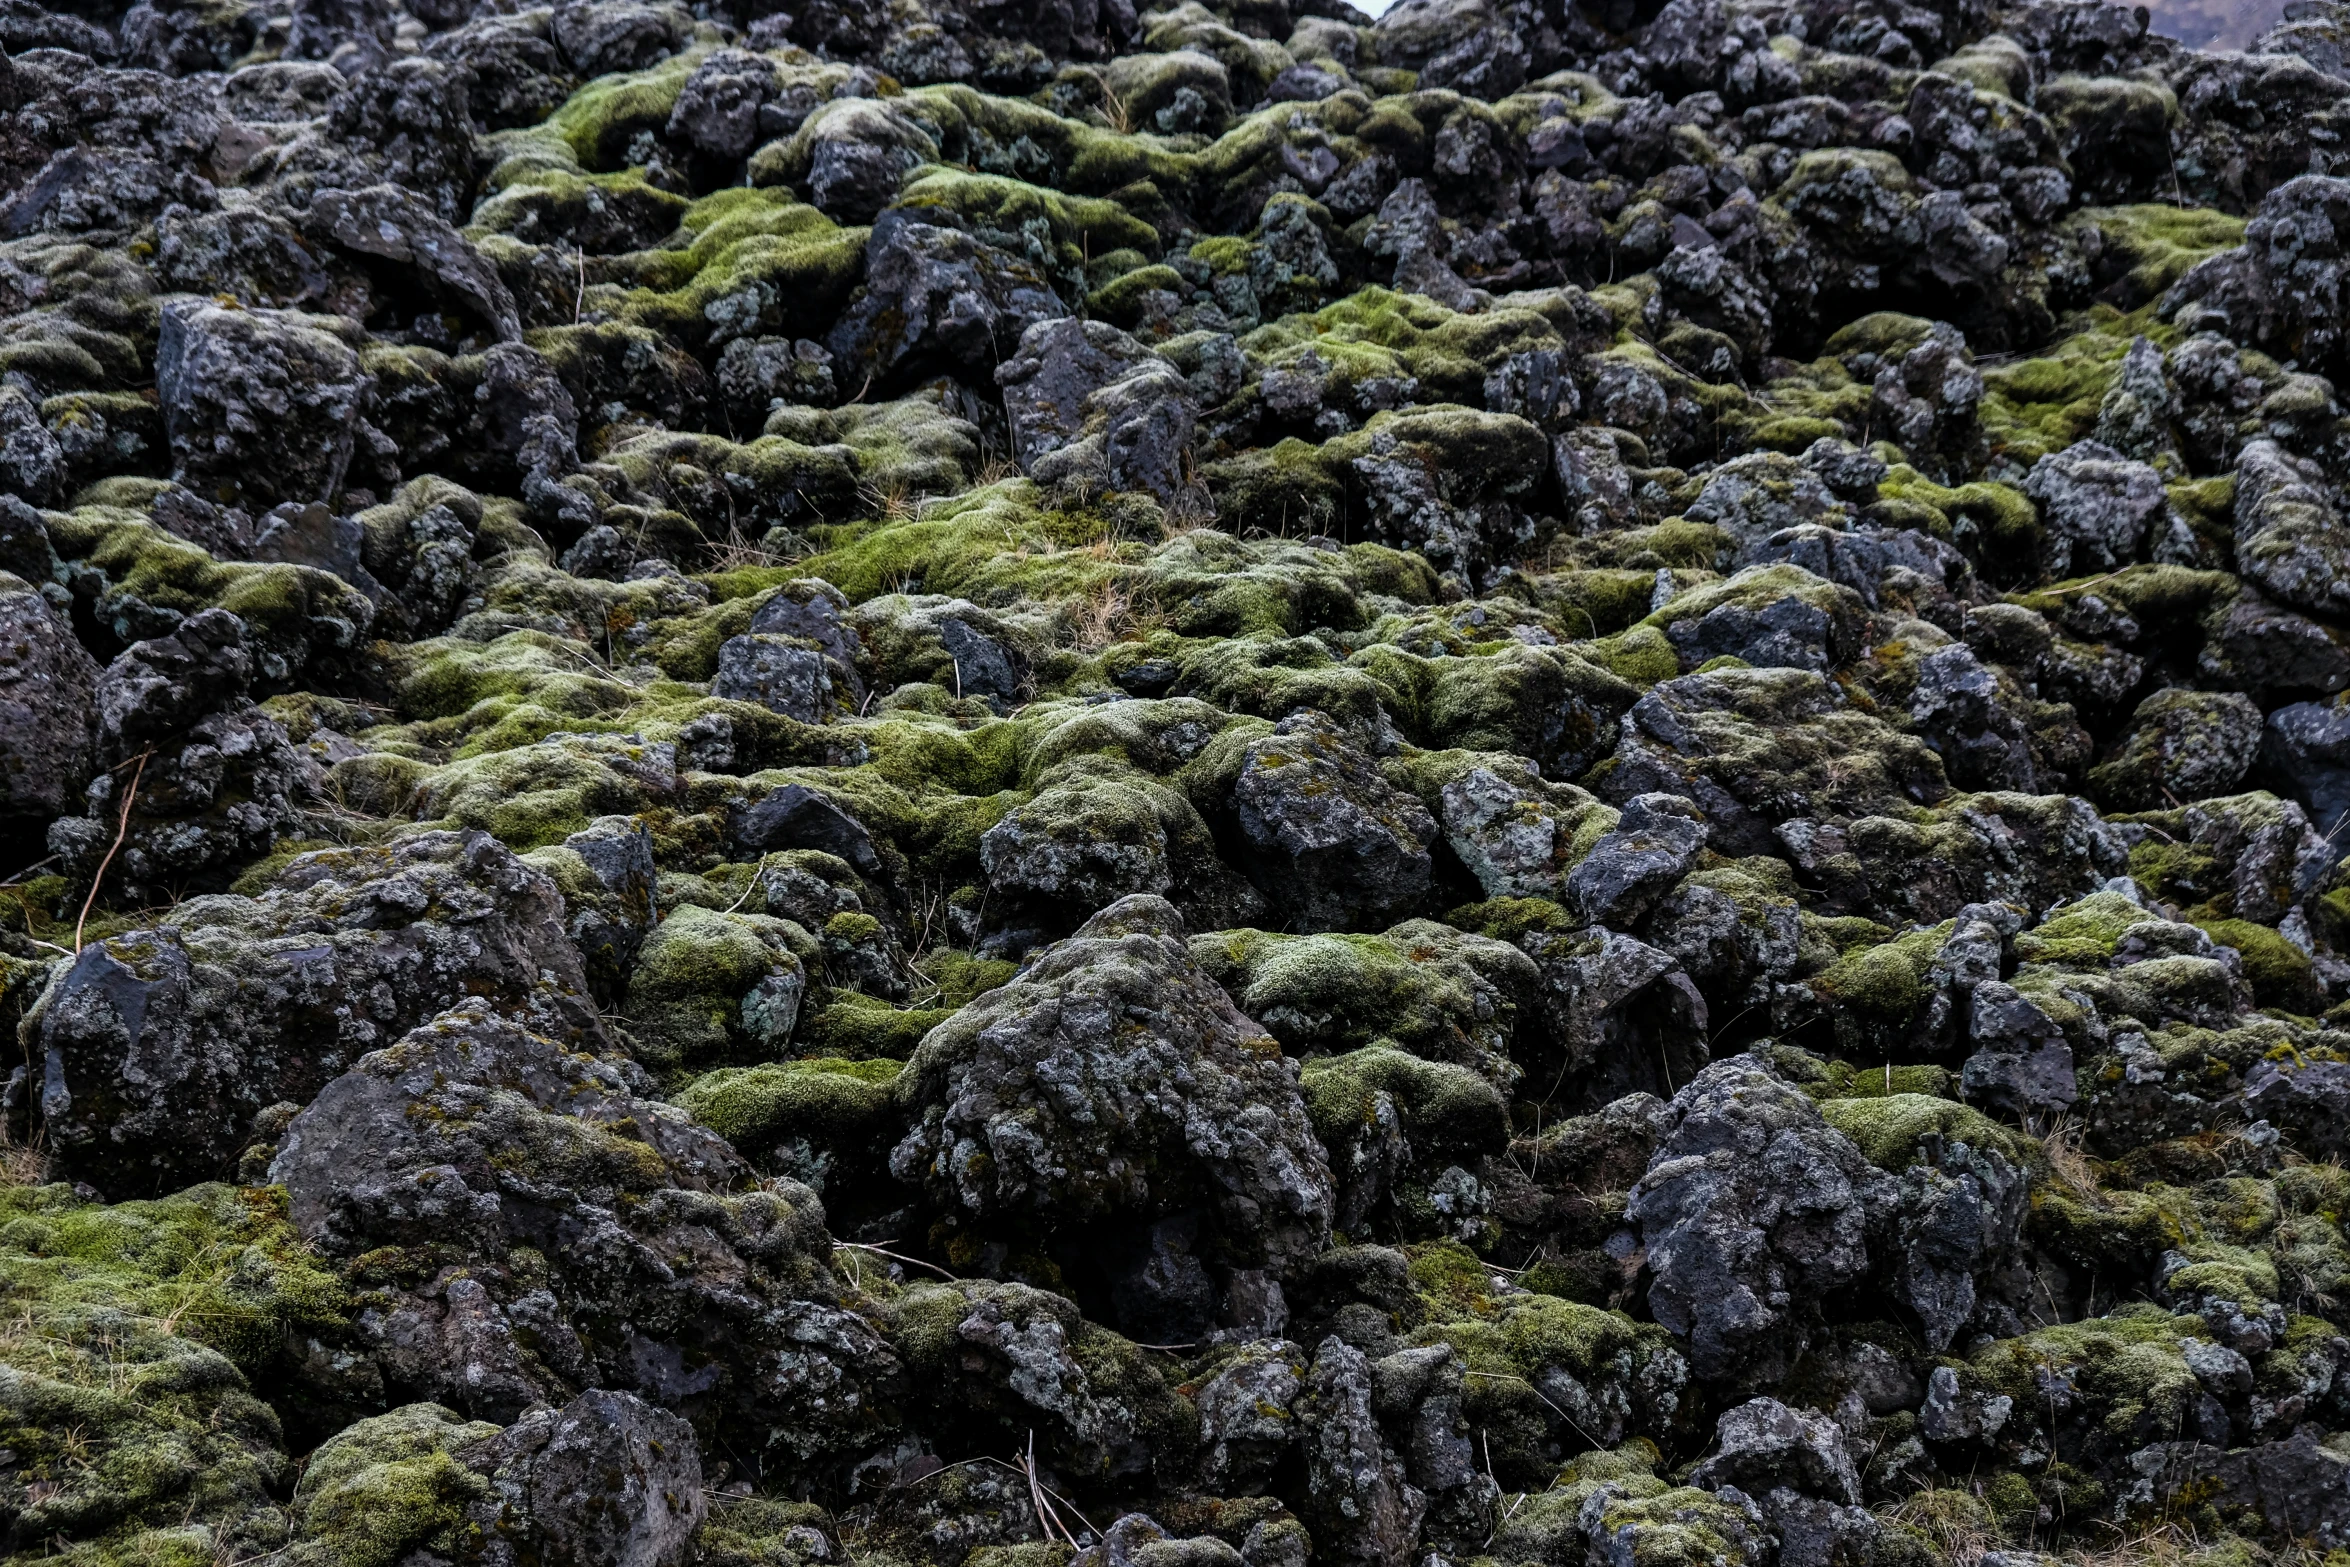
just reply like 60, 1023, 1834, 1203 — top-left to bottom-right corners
1464, 1370, 1604, 1451
74, 749, 152, 954
833, 1240, 958, 1281
1023, 1431, 1074, 1546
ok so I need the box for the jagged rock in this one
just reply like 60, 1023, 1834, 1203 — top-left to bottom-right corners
892, 896, 1335, 1322
25, 830, 604, 1195
0, 574, 99, 821
2023, 440, 2174, 576
998, 316, 1198, 506
274, 1001, 901, 1460
2090, 687, 2264, 808
1688, 1398, 1861, 1503
1564, 792, 1707, 929
2262, 698, 2350, 850
462, 1390, 705, 1567
1627, 1057, 1896, 1385
829, 212, 1065, 387
155, 299, 372, 513
1231, 711, 1437, 932
1298, 1336, 1426, 1567
714, 633, 836, 720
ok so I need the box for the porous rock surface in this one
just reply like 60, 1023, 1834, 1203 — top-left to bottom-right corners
5, 0, 2350, 1561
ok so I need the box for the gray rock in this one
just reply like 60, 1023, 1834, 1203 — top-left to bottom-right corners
1298, 1336, 1426, 1567
1960, 981, 2078, 1115
2023, 440, 2170, 577
1369, 1341, 1491, 1548
664, 47, 775, 160
1233, 712, 1436, 933
2262, 698, 2350, 850
2241, 1057, 2350, 1158
156, 299, 372, 513
1688, 1397, 1861, 1503
1516, 925, 1711, 1105
528, 814, 658, 1001
828, 212, 1066, 386
1888, 1132, 2028, 1352
28, 829, 605, 1195
2125, 1426, 2350, 1545
996, 316, 1196, 506
2233, 437, 2350, 620
274, 1000, 901, 1463
2202, 584, 2350, 700
0, 577, 99, 821
1627, 1057, 1895, 1385
919, 1278, 1188, 1482
0, 385, 64, 505
464, 1389, 704, 1567
1198, 1339, 1310, 1490
93, 607, 252, 758
937, 615, 1024, 709
717, 336, 837, 419
891, 895, 1335, 1280
1564, 792, 1707, 930
2093, 335, 2180, 462
733, 783, 883, 873
1434, 760, 1605, 900
1666, 593, 1841, 672
2168, 174, 2350, 381
713, 633, 835, 720
301, 182, 521, 342
979, 770, 1181, 926
1075, 1515, 1246, 1567
2090, 687, 2264, 809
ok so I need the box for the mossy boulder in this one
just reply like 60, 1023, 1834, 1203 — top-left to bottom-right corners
624, 902, 813, 1074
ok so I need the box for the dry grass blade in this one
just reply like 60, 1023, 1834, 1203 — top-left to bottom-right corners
2040, 1116, 2110, 1210
73, 747, 153, 954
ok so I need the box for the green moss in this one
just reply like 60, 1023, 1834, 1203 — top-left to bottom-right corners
1875, 467, 2036, 555
1584, 623, 1681, 686
696, 1497, 839, 1567
290, 1405, 499, 1567
1818, 1092, 2039, 1171
1979, 306, 2175, 466
912, 949, 1019, 1008
1303, 1047, 1510, 1165
0, 1183, 346, 1559
1809, 923, 1949, 1023
2012, 890, 2148, 967
534, 46, 703, 170
2026, 1183, 2194, 1281
45, 507, 375, 665
2195, 918, 2323, 1013
1930, 34, 2032, 98
1966, 1302, 2206, 1445
1190, 922, 1536, 1075
674, 1056, 902, 1144
2068, 205, 2246, 305
626, 904, 810, 1075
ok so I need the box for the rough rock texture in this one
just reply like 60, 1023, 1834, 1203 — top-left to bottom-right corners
8, 0, 2350, 1562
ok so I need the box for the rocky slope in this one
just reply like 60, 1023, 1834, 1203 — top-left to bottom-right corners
5, 0, 2350, 1561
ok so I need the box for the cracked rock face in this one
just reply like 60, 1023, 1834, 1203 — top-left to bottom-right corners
12, 0, 2350, 1559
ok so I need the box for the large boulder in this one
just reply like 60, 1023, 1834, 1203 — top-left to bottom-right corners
1626, 1057, 1897, 1386
997, 316, 1198, 507
272, 1001, 902, 1462
891, 895, 1334, 1338
1231, 711, 1438, 932
24, 829, 603, 1195
156, 299, 373, 512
